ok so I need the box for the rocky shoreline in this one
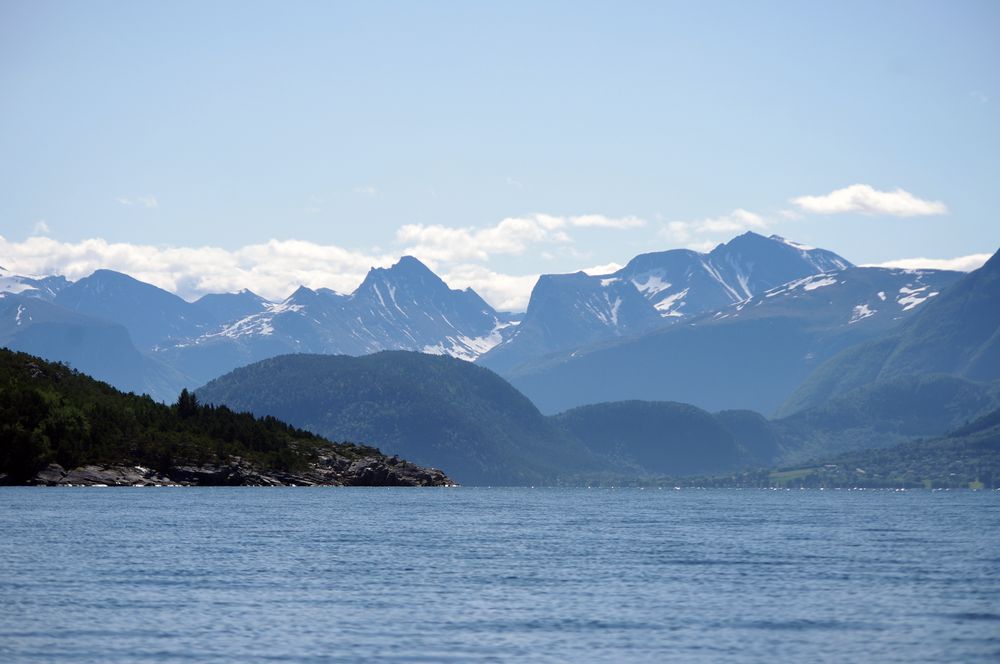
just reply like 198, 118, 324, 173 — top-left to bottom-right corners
8, 452, 455, 487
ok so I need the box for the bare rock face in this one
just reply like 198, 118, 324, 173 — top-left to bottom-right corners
26, 454, 455, 488
29, 463, 174, 486
343, 455, 452, 487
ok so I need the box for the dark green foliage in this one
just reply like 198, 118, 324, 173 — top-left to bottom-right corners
552, 401, 749, 476
774, 374, 1000, 463
0, 348, 369, 482
197, 351, 604, 485
763, 411, 1000, 489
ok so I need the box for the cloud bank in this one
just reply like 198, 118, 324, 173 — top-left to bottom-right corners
792, 184, 947, 217
661, 208, 768, 249
397, 213, 645, 264
863, 254, 991, 272
0, 213, 648, 312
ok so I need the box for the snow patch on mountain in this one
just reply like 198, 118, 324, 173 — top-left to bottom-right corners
849, 303, 876, 324
898, 286, 939, 311
655, 288, 689, 316
631, 273, 672, 296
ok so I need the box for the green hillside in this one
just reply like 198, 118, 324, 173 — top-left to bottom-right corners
781, 248, 1000, 415
553, 401, 754, 476
766, 409, 1000, 489
0, 348, 443, 485
197, 351, 606, 485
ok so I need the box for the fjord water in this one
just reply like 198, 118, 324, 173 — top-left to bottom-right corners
1, 489, 998, 663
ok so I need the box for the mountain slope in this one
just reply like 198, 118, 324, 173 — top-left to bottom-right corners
0, 348, 450, 486
0, 292, 189, 401
609, 232, 851, 317
193, 289, 271, 325
506, 266, 961, 415
0, 266, 70, 301
478, 272, 661, 374
54, 269, 218, 350
552, 401, 757, 476
479, 232, 852, 374
162, 257, 514, 386
774, 374, 1000, 463
770, 408, 1000, 489
781, 248, 1000, 415
196, 351, 603, 485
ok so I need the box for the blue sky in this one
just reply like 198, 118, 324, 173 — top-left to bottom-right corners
1, 1, 997, 308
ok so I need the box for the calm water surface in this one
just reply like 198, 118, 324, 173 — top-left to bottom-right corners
1, 488, 998, 663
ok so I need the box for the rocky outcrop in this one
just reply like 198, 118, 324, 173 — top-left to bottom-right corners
25, 453, 454, 488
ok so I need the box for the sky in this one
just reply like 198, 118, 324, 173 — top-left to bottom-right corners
1, 0, 998, 310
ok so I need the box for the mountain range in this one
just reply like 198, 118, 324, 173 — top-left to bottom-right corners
0, 232, 983, 418
502, 264, 962, 415
195, 351, 796, 484
3, 236, 998, 486
477, 232, 852, 373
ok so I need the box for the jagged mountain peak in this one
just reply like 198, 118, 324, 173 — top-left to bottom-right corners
356, 255, 448, 296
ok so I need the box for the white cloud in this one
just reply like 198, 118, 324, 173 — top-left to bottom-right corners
685, 240, 721, 253
354, 185, 378, 197
0, 213, 644, 312
568, 214, 646, 229
117, 195, 158, 208
792, 184, 947, 217
32, 220, 51, 235
863, 253, 991, 272
581, 261, 624, 276
661, 208, 768, 248
442, 264, 539, 312
396, 214, 644, 264
0, 234, 548, 311
0, 235, 395, 302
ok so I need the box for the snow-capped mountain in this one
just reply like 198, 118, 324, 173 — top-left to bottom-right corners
712, 267, 954, 327
156, 256, 517, 385
1, 232, 973, 413
0, 266, 70, 301
477, 271, 661, 374
503, 265, 963, 416
607, 231, 852, 318
193, 289, 272, 324
781, 248, 1000, 415
479, 232, 853, 373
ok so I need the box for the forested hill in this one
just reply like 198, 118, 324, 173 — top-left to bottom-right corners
197, 351, 605, 486
0, 348, 451, 486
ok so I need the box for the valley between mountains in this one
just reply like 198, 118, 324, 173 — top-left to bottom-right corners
2, 231, 998, 486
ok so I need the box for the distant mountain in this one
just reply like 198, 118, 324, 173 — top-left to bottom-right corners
781, 248, 1000, 415
767, 407, 1000, 489
478, 272, 661, 374
0, 266, 70, 301
479, 232, 852, 374
193, 348, 998, 484
54, 269, 218, 350
774, 373, 1000, 463
160, 256, 516, 386
504, 266, 962, 415
193, 289, 271, 325
610, 232, 851, 317
196, 351, 603, 486
0, 292, 188, 401
552, 401, 774, 476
